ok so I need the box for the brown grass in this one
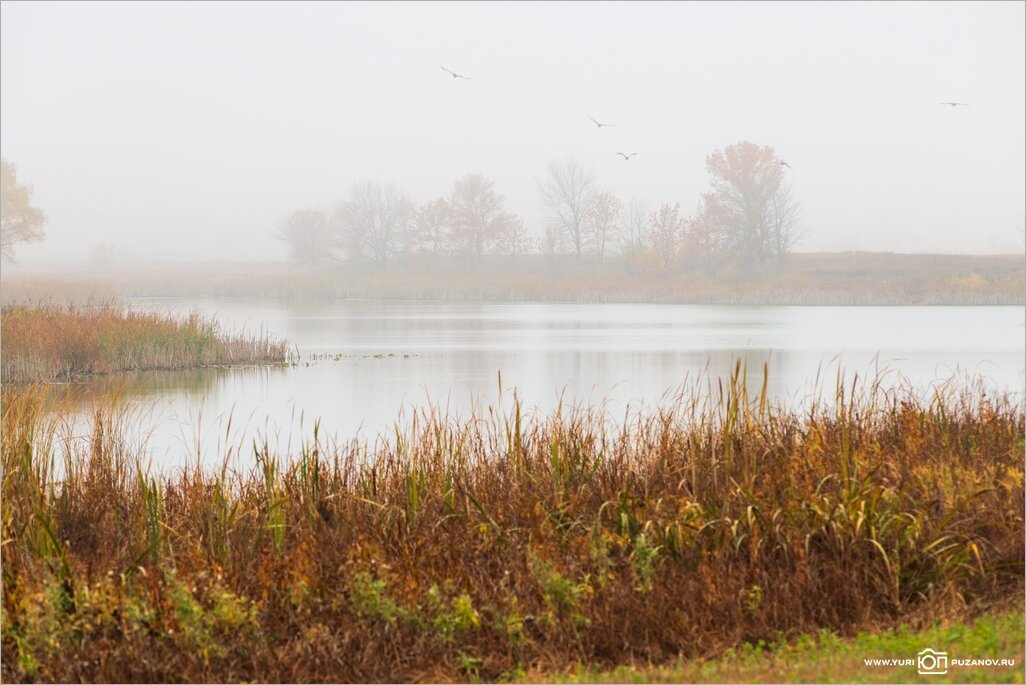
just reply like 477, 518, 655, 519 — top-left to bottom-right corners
1, 301, 290, 383
1, 366, 1023, 682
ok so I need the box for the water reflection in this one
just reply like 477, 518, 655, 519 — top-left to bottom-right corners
50, 300, 1024, 469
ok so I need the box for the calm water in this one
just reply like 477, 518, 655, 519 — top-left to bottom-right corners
57, 300, 1025, 469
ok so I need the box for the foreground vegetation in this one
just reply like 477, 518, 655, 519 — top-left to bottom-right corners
2, 367, 1022, 682
2, 251, 1024, 306
551, 607, 1023, 683
0, 301, 289, 383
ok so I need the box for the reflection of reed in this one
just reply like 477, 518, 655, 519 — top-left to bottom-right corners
44, 365, 290, 406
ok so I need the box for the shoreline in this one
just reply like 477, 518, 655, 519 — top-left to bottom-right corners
2, 252, 1023, 307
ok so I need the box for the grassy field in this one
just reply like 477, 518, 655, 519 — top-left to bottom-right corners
0, 301, 290, 383
550, 606, 1023, 683
1, 367, 1022, 682
2, 251, 1023, 305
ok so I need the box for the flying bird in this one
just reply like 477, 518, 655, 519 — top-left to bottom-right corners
617, 152, 638, 160
590, 116, 615, 128
441, 66, 471, 80
939, 102, 969, 107
780, 160, 792, 169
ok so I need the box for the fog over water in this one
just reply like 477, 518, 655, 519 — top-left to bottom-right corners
2, 1, 1024, 265
56, 299, 1025, 468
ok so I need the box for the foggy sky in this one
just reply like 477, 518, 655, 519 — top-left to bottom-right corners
1, 0, 1024, 263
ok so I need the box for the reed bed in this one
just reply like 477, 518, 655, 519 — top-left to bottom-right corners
1, 367, 1023, 682
1, 301, 290, 383
2, 252, 1023, 306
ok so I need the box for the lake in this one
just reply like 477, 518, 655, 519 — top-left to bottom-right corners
56, 300, 1026, 469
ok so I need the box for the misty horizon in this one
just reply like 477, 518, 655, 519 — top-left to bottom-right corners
2, 0, 1024, 265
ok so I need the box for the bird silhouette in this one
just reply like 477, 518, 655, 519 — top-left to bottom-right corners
939, 102, 969, 107
617, 152, 638, 160
590, 116, 615, 128
780, 160, 792, 169
441, 66, 471, 80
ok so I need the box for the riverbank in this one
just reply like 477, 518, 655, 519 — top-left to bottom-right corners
544, 605, 1023, 683
2, 251, 1023, 305
2, 369, 1022, 682
0, 302, 289, 383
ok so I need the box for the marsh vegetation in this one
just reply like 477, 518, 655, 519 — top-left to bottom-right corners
0, 301, 289, 383
2, 368, 1022, 682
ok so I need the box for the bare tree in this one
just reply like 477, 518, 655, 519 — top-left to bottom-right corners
619, 196, 649, 253
536, 159, 597, 263
543, 224, 566, 260
767, 182, 805, 262
277, 209, 333, 266
334, 180, 413, 266
586, 191, 621, 262
1, 158, 47, 262
704, 141, 783, 269
649, 202, 688, 272
447, 174, 521, 262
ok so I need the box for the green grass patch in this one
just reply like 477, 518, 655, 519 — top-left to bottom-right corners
553, 608, 1024, 683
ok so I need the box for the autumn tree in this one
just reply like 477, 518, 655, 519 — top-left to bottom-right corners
446, 174, 521, 262
414, 198, 452, 255
686, 196, 729, 275
1, 158, 47, 262
334, 180, 414, 266
649, 202, 688, 272
585, 191, 621, 262
277, 209, 332, 266
495, 215, 532, 256
703, 141, 786, 268
536, 159, 596, 263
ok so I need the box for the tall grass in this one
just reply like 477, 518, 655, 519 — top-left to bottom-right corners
1, 367, 1023, 682
1, 301, 289, 383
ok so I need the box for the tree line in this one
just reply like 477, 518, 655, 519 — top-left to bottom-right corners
280, 141, 806, 273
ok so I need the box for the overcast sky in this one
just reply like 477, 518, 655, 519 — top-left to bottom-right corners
1, 0, 1023, 263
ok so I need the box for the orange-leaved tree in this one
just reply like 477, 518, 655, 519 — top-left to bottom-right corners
1, 158, 47, 262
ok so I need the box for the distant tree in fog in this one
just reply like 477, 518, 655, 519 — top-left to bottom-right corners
649, 202, 688, 272
703, 141, 786, 268
495, 214, 532, 256
414, 198, 452, 255
687, 196, 730, 275
335, 181, 414, 266
277, 209, 333, 266
447, 174, 521, 262
585, 191, 621, 262
1, 158, 47, 262
619, 196, 649, 253
767, 182, 805, 263
543, 224, 566, 261
537, 159, 597, 263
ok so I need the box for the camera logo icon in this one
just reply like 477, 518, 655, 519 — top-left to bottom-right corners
918, 648, 949, 675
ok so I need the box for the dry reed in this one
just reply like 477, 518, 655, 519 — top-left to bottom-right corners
1, 365, 1023, 682
1, 301, 289, 383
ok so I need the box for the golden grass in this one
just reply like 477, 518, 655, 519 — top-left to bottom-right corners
1, 301, 289, 383
1, 366, 1023, 682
